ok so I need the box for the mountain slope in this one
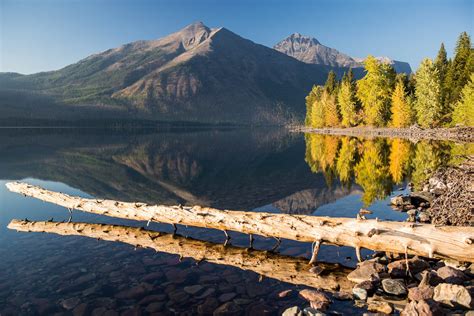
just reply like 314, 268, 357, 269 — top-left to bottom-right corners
274, 33, 412, 74
1, 22, 342, 124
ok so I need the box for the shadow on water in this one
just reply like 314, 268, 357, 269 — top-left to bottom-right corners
0, 127, 471, 315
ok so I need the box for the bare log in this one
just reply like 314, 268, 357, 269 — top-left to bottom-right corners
7, 219, 353, 292
6, 182, 474, 262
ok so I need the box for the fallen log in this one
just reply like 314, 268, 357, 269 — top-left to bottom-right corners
6, 182, 474, 262
7, 219, 353, 292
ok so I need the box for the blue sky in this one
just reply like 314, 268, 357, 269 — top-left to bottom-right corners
1, 0, 472, 74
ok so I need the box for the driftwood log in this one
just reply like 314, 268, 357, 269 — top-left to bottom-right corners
7, 220, 353, 292
6, 182, 474, 262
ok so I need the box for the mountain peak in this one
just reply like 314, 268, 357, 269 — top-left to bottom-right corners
287, 33, 320, 45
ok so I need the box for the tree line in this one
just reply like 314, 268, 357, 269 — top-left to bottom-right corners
305, 32, 473, 128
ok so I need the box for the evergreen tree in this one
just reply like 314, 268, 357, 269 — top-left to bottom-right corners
324, 70, 338, 94
444, 32, 472, 118
342, 68, 354, 85
356, 55, 396, 126
338, 79, 358, 127
434, 43, 449, 115
390, 77, 414, 127
414, 58, 442, 127
452, 73, 474, 126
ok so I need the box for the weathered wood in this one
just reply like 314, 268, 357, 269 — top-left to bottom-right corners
7, 219, 353, 292
6, 182, 474, 262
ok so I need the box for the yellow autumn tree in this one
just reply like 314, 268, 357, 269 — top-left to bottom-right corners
321, 90, 340, 127
390, 77, 414, 127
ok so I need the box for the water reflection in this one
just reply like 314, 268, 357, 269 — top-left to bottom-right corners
304, 133, 472, 205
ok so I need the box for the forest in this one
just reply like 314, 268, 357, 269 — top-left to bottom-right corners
305, 32, 473, 128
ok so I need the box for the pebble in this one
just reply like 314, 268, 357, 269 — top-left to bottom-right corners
195, 287, 216, 299
278, 289, 293, 298
402, 299, 443, 315
367, 299, 393, 314
347, 260, 385, 283
382, 279, 407, 296
282, 306, 303, 316
213, 302, 242, 316
388, 257, 429, 278
183, 284, 203, 295
145, 302, 164, 313
218, 292, 237, 302
61, 297, 81, 310
433, 283, 473, 309
436, 266, 467, 285
408, 286, 434, 301
303, 306, 326, 316
299, 289, 331, 311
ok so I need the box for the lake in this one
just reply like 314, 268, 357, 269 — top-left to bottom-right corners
0, 127, 470, 315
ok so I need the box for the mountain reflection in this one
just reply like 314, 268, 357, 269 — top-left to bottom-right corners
304, 133, 472, 205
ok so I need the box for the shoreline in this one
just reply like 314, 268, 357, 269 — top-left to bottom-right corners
290, 126, 474, 142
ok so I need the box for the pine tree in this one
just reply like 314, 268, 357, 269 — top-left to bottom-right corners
414, 58, 442, 127
452, 73, 474, 126
390, 77, 414, 127
322, 89, 340, 127
338, 79, 358, 127
434, 43, 449, 116
444, 32, 472, 119
324, 70, 337, 94
356, 55, 396, 126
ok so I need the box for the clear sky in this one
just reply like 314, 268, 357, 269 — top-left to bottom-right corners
1, 0, 472, 74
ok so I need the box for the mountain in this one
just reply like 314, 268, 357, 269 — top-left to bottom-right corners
0, 22, 348, 125
274, 33, 412, 74
274, 33, 360, 68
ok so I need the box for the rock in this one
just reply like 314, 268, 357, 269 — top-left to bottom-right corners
382, 279, 407, 296
168, 289, 189, 303
218, 292, 237, 302
120, 306, 141, 316
61, 297, 81, 310
141, 271, 164, 282
92, 307, 107, 316
418, 270, 443, 287
332, 292, 353, 301
298, 289, 331, 311
282, 306, 303, 316
388, 256, 429, 278
367, 300, 393, 314
302, 306, 326, 315
245, 283, 267, 298
213, 302, 242, 316
138, 294, 167, 305
418, 211, 431, 223
145, 302, 164, 313
197, 297, 219, 314
352, 280, 376, 300
247, 303, 274, 315
408, 286, 434, 301
278, 289, 293, 298
184, 285, 204, 295
104, 310, 119, 316
433, 283, 473, 309
401, 299, 443, 316
391, 195, 411, 206
436, 266, 467, 285
347, 260, 385, 283
73, 303, 89, 316
309, 266, 324, 276
165, 267, 188, 284
196, 288, 216, 299
115, 283, 152, 300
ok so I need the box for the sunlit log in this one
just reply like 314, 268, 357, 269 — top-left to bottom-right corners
6, 182, 474, 262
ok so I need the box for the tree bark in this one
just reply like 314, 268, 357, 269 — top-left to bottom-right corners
7, 219, 353, 292
6, 182, 474, 262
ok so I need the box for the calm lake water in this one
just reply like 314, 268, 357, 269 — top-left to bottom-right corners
0, 128, 470, 315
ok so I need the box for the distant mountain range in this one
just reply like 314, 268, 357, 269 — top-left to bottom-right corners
0, 22, 411, 125
274, 33, 412, 74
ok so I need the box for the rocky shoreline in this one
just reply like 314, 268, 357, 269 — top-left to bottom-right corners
289, 125, 474, 142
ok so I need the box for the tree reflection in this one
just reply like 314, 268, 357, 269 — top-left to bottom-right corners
304, 134, 458, 206
389, 139, 413, 184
